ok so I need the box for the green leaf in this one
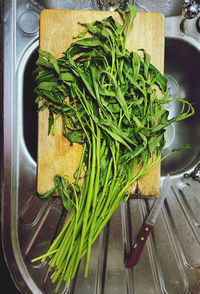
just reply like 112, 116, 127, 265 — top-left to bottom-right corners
132, 52, 141, 81
119, 144, 145, 163
127, 4, 137, 32
116, 87, 130, 122
48, 110, 54, 135
73, 37, 102, 48
37, 81, 57, 91
66, 130, 83, 144
77, 27, 88, 38
53, 176, 74, 212
139, 49, 151, 79
60, 72, 75, 82
148, 133, 165, 153
126, 72, 146, 96
150, 63, 168, 93
77, 69, 96, 99
36, 56, 54, 69
38, 49, 60, 75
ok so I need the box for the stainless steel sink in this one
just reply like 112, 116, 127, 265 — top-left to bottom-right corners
2, 1, 200, 293
162, 37, 200, 176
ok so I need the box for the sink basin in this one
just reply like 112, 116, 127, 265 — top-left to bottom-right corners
2, 1, 200, 294
162, 37, 200, 176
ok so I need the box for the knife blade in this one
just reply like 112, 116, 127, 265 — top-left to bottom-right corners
125, 174, 170, 268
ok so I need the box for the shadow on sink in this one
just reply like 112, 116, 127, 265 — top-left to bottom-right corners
23, 38, 200, 176
23, 49, 38, 162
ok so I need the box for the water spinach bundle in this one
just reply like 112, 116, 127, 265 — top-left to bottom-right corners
32, 5, 194, 292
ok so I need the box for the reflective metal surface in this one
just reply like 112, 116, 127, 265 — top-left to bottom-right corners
182, 0, 200, 19
2, 1, 200, 293
35, 0, 93, 10
135, 0, 182, 16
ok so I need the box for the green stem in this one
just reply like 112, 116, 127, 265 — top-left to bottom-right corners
71, 119, 97, 278
84, 126, 101, 276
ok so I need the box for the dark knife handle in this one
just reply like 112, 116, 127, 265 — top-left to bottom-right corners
125, 223, 154, 268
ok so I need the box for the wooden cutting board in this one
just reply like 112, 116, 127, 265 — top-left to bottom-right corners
37, 9, 165, 196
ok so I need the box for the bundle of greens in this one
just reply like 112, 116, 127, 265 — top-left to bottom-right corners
32, 5, 194, 292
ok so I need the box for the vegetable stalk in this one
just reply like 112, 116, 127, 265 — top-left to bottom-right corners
32, 5, 194, 292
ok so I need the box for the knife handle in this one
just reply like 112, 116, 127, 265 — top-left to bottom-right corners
125, 223, 154, 268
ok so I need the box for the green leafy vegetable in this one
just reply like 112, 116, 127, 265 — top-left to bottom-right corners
32, 5, 194, 292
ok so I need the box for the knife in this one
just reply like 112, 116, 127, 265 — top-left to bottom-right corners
125, 174, 170, 268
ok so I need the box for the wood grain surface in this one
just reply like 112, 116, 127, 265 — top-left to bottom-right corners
37, 9, 165, 196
